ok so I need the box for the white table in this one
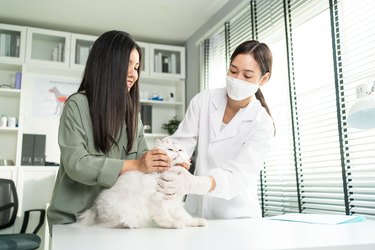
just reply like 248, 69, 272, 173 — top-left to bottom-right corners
52, 218, 375, 250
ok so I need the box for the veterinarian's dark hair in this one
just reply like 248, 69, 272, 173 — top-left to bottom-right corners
77, 30, 142, 153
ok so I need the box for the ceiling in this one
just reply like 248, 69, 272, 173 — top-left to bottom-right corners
0, 0, 230, 45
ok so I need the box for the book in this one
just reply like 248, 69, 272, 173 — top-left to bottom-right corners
16, 36, 20, 57
162, 55, 169, 73
52, 47, 58, 61
171, 53, 177, 74
268, 213, 366, 225
5, 33, 11, 56
154, 53, 159, 73
76, 44, 80, 64
15, 72, 22, 89
140, 104, 152, 133
79, 46, 90, 65
0, 33, 7, 56
57, 43, 63, 62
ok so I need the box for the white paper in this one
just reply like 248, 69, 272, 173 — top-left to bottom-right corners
268, 213, 366, 225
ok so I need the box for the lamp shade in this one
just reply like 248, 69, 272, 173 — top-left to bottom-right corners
347, 86, 375, 129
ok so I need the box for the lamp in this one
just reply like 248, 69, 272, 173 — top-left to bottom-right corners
347, 82, 375, 129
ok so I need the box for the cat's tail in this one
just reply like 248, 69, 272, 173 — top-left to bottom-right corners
76, 207, 97, 226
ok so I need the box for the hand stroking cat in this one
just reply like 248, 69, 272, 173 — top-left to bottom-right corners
77, 138, 208, 229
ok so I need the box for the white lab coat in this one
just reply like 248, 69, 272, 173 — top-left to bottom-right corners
170, 87, 274, 219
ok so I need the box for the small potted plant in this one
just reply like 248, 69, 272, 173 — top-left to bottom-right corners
162, 116, 181, 135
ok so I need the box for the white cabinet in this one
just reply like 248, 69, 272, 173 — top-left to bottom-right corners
0, 61, 22, 167
26, 28, 71, 67
0, 87, 22, 165
0, 166, 18, 181
15, 167, 58, 250
150, 43, 185, 79
0, 24, 25, 166
0, 23, 26, 64
70, 33, 97, 70
137, 42, 186, 145
137, 41, 150, 76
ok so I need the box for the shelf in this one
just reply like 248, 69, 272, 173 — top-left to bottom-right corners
141, 75, 184, 84
144, 133, 169, 138
0, 127, 18, 133
26, 27, 71, 67
0, 88, 21, 97
140, 100, 184, 107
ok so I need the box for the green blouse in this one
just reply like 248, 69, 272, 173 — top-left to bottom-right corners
47, 93, 148, 233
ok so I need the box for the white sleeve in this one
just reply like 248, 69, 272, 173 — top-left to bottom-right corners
207, 119, 274, 200
169, 93, 201, 157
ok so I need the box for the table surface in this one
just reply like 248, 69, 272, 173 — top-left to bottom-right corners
52, 217, 375, 250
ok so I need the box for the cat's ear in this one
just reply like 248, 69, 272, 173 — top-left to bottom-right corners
164, 137, 172, 144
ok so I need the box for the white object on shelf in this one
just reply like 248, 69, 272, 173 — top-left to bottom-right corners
0, 23, 26, 64
70, 33, 97, 69
0, 115, 7, 127
149, 43, 185, 79
26, 27, 71, 67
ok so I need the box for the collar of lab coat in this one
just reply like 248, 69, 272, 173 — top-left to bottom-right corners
210, 88, 260, 142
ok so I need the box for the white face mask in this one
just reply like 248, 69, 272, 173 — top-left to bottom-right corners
226, 75, 259, 101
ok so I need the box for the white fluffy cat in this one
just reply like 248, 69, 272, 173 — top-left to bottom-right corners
77, 137, 207, 229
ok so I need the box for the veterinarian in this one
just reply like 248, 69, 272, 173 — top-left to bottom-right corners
158, 40, 275, 219
47, 30, 171, 233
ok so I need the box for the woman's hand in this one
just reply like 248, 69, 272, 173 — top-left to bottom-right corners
120, 149, 171, 174
138, 149, 171, 173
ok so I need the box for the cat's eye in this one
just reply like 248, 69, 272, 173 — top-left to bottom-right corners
168, 149, 174, 151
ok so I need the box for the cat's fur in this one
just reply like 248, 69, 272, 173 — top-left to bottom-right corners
77, 138, 207, 229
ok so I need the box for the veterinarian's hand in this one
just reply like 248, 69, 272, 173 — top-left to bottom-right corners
157, 167, 212, 198
121, 149, 171, 174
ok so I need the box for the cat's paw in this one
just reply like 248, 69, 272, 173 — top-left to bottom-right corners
159, 220, 185, 229
197, 218, 208, 227
172, 221, 186, 229
189, 218, 208, 227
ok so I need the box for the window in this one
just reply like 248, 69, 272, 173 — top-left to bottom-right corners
198, 0, 375, 218
256, 0, 298, 216
338, 0, 375, 218
207, 28, 226, 89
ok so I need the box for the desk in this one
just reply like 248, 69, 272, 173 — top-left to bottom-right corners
52, 218, 375, 250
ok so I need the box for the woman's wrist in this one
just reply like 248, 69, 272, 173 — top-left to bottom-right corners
120, 160, 139, 175
208, 176, 216, 192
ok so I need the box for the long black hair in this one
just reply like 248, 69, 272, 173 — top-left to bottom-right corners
77, 30, 142, 153
230, 40, 275, 134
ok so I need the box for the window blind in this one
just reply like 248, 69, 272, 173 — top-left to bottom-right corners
289, 0, 347, 214
207, 27, 226, 89
256, 0, 285, 44
255, 0, 299, 216
228, 4, 253, 55
198, 40, 209, 92
338, 0, 375, 219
